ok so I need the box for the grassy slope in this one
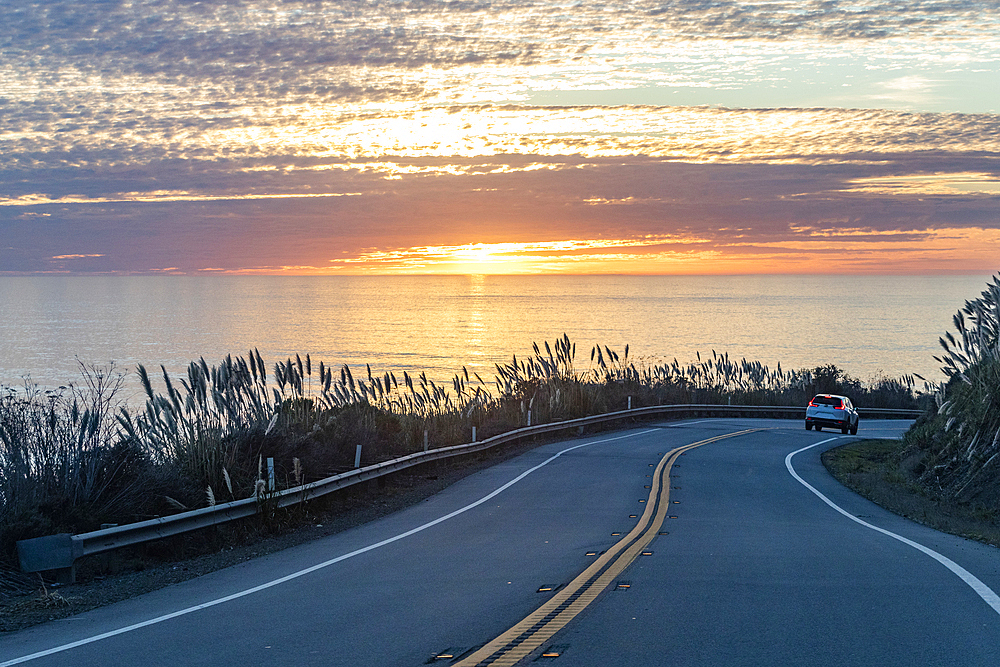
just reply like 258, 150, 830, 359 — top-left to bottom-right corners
822, 439, 1000, 548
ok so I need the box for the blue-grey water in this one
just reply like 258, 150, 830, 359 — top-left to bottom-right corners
0, 275, 992, 395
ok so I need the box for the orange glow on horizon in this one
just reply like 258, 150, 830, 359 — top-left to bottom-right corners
195, 228, 1000, 276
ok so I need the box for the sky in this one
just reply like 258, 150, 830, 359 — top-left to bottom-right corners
1, 0, 998, 275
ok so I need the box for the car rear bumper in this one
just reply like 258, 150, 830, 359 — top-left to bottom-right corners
806, 417, 851, 428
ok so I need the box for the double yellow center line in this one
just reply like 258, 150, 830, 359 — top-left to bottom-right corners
454, 428, 761, 667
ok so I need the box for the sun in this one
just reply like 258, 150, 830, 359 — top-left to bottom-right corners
457, 243, 502, 265
440, 243, 520, 274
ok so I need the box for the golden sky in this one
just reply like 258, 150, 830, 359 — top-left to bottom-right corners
1, 1, 999, 274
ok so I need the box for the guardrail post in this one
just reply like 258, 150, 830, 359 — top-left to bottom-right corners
267, 458, 275, 491
628, 396, 632, 410
527, 410, 532, 427
424, 430, 429, 452
354, 445, 363, 469
472, 426, 477, 442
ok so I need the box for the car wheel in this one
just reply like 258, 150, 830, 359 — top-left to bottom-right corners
815, 425, 822, 431
805, 422, 812, 430
841, 425, 849, 434
851, 423, 858, 435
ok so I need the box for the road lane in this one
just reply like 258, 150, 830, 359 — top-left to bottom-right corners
0, 425, 704, 666
787, 437, 1000, 615
552, 420, 1000, 666
454, 429, 762, 667
3, 419, 999, 667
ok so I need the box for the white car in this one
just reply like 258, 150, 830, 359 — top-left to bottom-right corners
805, 394, 859, 434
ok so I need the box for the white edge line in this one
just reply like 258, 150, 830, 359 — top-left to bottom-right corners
785, 437, 1000, 616
1, 428, 660, 667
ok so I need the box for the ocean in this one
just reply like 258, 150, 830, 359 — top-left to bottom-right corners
0, 274, 993, 395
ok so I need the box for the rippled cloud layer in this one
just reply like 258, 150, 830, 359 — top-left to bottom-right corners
1, 0, 998, 274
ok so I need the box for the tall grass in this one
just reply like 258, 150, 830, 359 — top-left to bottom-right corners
495, 335, 920, 421
117, 352, 276, 502
1, 337, 922, 563
0, 365, 175, 557
904, 273, 1000, 505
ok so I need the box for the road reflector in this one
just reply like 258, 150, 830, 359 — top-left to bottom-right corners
629, 514, 637, 518
537, 585, 555, 593
540, 644, 568, 659
642, 550, 654, 556
448, 429, 764, 667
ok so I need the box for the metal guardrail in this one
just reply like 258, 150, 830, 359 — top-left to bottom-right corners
16, 404, 922, 581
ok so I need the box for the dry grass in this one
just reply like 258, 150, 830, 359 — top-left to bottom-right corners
901, 273, 1000, 507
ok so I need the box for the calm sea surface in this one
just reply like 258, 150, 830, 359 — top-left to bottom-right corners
0, 275, 993, 395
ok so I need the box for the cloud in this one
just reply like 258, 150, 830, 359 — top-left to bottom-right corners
3, 105, 1000, 177
1, 1, 999, 274
2, 152, 997, 274
3, 2, 999, 111
866, 75, 941, 106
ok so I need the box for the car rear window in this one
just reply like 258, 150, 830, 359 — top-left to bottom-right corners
811, 396, 842, 407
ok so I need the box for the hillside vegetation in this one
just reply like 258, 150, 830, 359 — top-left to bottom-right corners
903, 274, 1000, 508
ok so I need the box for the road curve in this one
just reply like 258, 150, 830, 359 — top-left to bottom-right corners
2, 418, 999, 667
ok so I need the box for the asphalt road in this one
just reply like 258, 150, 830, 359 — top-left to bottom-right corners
3, 418, 1000, 666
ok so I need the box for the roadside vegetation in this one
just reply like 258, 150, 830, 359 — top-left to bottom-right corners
0, 335, 923, 567
823, 439, 1000, 547
824, 273, 1000, 547
903, 274, 1000, 508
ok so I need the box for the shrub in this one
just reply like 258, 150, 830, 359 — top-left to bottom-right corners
903, 273, 1000, 505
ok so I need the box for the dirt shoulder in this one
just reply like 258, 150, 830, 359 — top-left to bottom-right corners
821, 438, 1000, 548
